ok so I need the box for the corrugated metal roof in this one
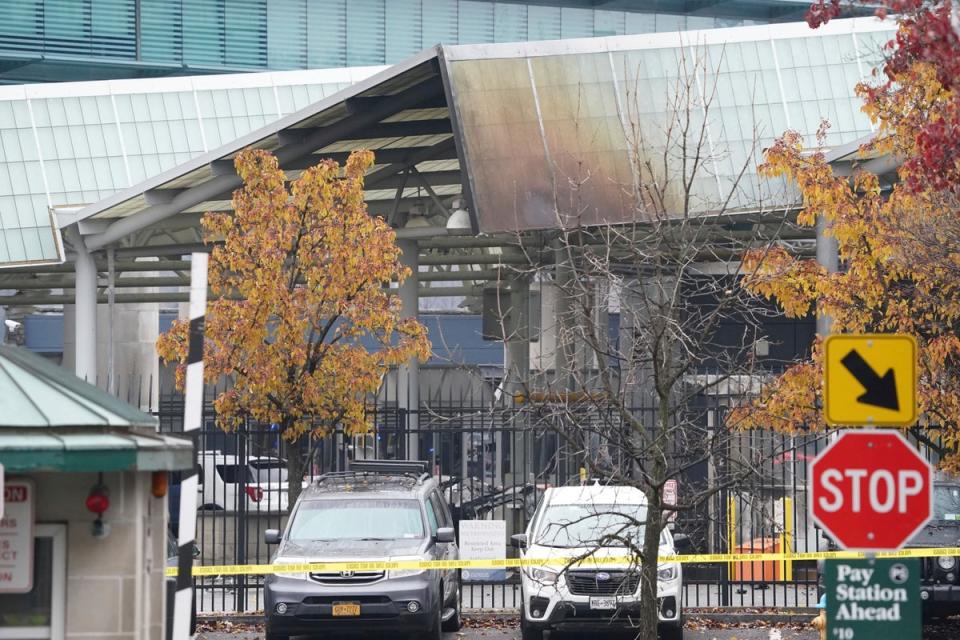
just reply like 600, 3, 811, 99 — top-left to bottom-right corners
0, 344, 157, 429
0, 344, 191, 472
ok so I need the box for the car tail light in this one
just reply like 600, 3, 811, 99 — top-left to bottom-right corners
245, 485, 263, 502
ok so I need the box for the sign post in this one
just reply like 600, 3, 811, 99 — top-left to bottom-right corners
825, 558, 920, 640
818, 335, 925, 640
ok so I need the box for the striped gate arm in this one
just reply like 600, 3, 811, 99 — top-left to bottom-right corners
173, 252, 208, 640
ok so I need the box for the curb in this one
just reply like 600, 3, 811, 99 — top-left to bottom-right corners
199, 608, 820, 627
688, 610, 819, 625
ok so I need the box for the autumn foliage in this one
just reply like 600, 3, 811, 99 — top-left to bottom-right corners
732, 53, 960, 467
157, 149, 430, 486
806, 0, 960, 191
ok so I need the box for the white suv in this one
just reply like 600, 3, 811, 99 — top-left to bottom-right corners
198, 451, 289, 512
514, 484, 684, 640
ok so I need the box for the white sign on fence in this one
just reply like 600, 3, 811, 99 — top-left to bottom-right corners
663, 479, 678, 524
459, 520, 507, 582
0, 479, 34, 593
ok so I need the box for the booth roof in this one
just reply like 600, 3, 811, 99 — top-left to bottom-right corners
0, 344, 191, 472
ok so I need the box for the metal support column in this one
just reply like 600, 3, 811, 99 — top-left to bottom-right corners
107, 247, 116, 395
504, 278, 532, 522
67, 228, 98, 383
397, 239, 420, 461
816, 215, 839, 337
503, 280, 531, 396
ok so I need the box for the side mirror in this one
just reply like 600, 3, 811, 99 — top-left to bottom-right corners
511, 533, 528, 549
672, 533, 692, 553
192, 544, 201, 559
264, 529, 281, 545
436, 527, 456, 544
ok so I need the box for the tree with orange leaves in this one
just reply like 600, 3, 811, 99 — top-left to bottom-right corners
157, 149, 430, 505
733, 60, 960, 468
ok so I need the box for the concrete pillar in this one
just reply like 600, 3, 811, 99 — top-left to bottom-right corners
66, 228, 98, 383
397, 240, 420, 460
816, 215, 839, 337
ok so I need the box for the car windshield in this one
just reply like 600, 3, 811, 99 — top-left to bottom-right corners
288, 499, 425, 541
249, 460, 288, 484
934, 485, 960, 521
535, 504, 653, 548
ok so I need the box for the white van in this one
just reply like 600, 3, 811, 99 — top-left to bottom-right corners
513, 484, 685, 640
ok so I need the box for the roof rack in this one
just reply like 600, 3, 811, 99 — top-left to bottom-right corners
349, 459, 430, 476
312, 459, 431, 489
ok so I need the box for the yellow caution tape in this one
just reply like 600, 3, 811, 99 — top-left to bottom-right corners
164, 547, 960, 578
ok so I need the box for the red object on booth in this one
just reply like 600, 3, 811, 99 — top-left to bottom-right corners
86, 487, 110, 515
810, 430, 932, 551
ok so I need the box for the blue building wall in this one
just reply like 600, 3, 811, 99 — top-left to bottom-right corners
22, 313, 63, 352
0, 0, 806, 84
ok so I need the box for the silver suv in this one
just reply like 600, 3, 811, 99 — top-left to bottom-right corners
263, 460, 461, 640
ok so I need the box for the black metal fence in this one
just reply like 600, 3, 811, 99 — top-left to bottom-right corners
158, 382, 950, 615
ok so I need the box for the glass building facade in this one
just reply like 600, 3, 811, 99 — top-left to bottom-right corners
0, 0, 820, 84
0, 66, 378, 263
0, 18, 894, 264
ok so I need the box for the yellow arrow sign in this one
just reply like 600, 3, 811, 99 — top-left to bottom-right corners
824, 334, 917, 427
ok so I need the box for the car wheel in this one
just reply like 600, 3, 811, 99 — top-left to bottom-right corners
659, 621, 684, 640
441, 582, 462, 632
520, 607, 544, 640
424, 598, 443, 640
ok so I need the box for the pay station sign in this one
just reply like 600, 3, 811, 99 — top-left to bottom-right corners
0, 479, 34, 593
824, 334, 917, 427
826, 558, 920, 640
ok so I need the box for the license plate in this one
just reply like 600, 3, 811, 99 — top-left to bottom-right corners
332, 603, 361, 617
589, 597, 616, 610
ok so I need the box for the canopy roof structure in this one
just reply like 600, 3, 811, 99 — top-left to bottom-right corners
0, 344, 191, 472
0, 18, 893, 305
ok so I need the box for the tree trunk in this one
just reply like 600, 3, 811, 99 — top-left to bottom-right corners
636, 391, 672, 640
640, 489, 664, 640
286, 433, 306, 509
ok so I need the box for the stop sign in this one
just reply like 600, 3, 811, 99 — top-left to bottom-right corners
810, 430, 932, 551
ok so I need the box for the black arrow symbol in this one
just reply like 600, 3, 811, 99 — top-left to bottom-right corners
840, 348, 900, 411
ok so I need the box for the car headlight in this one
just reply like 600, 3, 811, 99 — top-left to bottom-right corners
526, 568, 559, 585
389, 557, 427, 579
937, 556, 957, 571
657, 565, 678, 581
389, 568, 427, 579
273, 558, 308, 580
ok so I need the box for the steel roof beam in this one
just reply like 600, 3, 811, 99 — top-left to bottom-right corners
363, 138, 458, 189
284, 145, 459, 171
371, 170, 461, 190
84, 77, 445, 252
0, 259, 193, 274
0, 285, 492, 305
0, 267, 503, 290
276, 119, 452, 147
